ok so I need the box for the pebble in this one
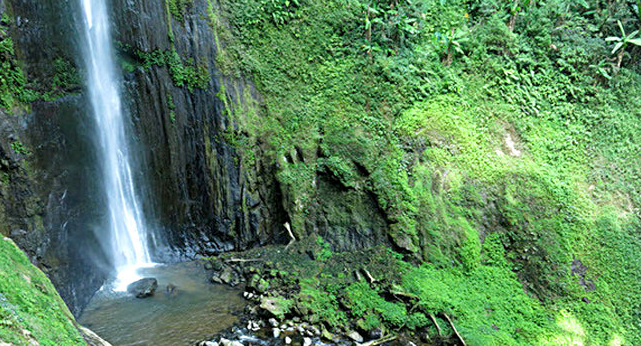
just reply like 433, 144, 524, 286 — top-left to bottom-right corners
203, 342, 218, 346
303, 337, 312, 346
220, 338, 232, 346
232, 341, 244, 346
285, 337, 292, 345
272, 328, 281, 338
243, 292, 249, 298
269, 318, 279, 327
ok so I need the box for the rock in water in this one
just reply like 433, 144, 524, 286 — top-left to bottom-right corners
127, 278, 158, 298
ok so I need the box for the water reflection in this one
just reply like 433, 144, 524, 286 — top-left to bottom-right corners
79, 261, 245, 346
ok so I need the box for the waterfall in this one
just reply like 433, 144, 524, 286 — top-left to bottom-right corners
78, 0, 154, 290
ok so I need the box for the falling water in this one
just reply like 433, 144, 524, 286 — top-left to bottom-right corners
78, 0, 153, 290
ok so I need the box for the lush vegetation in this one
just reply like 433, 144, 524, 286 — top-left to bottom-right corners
0, 236, 87, 346
204, 0, 641, 344
1, 11, 80, 112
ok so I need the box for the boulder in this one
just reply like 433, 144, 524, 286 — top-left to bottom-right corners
126, 278, 158, 298
219, 267, 234, 284
347, 331, 364, 343
260, 297, 289, 318
79, 326, 114, 346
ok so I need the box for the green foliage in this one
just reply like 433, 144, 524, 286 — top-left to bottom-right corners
10, 141, 30, 156
345, 281, 425, 330
166, 92, 176, 123
606, 19, 641, 65
212, 0, 641, 343
315, 236, 333, 262
401, 262, 556, 345
168, 0, 194, 22
0, 16, 37, 110
0, 237, 87, 346
298, 278, 347, 327
126, 46, 210, 92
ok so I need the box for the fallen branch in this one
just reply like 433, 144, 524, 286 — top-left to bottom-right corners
362, 268, 377, 284
390, 290, 419, 300
224, 258, 264, 263
442, 313, 466, 346
429, 313, 442, 336
284, 222, 296, 250
358, 334, 396, 346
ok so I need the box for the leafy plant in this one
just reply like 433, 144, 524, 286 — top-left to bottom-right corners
606, 20, 641, 67
434, 26, 469, 66
11, 141, 30, 155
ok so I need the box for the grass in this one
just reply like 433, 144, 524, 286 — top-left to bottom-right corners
0, 237, 87, 346
203, 0, 641, 344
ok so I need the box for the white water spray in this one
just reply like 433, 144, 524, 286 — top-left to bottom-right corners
79, 0, 154, 290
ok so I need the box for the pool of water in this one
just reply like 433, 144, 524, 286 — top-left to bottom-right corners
79, 261, 245, 346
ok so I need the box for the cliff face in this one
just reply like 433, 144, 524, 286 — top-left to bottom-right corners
108, 0, 390, 254
0, 0, 397, 315
110, 0, 287, 257
0, 0, 110, 315
0, 0, 291, 314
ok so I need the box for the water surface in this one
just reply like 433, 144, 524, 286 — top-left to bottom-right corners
79, 262, 245, 346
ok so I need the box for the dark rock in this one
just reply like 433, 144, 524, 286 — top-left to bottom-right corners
0, 1, 110, 315
368, 327, 383, 339
212, 260, 224, 272
127, 278, 158, 298
166, 283, 177, 295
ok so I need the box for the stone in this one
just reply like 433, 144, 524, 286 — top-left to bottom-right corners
368, 327, 383, 340
126, 278, 158, 298
211, 275, 223, 284
219, 267, 234, 284
285, 337, 292, 345
201, 342, 218, 346
308, 326, 321, 336
78, 326, 114, 346
346, 331, 364, 343
211, 260, 223, 271
303, 337, 312, 346
272, 328, 281, 338
204, 261, 213, 270
260, 297, 288, 317
219, 338, 231, 346
166, 283, 177, 295
268, 318, 279, 327
231, 341, 244, 346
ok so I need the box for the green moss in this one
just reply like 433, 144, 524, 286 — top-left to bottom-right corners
10, 141, 30, 156
167, 0, 193, 22
0, 237, 86, 346
209, 0, 641, 343
125, 45, 210, 92
0, 17, 38, 110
